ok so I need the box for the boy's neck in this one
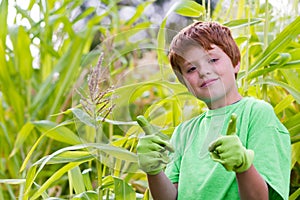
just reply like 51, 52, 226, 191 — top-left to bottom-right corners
207, 94, 243, 110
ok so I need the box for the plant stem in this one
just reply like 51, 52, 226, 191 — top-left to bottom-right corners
109, 123, 113, 142
243, 3, 251, 96
207, 0, 211, 20
262, 0, 269, 100
97, 160, 103, 200
294, 0, 298, 16
26, 79, 31, 120
263, 0, 269, 50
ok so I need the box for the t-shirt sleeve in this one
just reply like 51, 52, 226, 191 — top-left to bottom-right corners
247, 101, 291, 200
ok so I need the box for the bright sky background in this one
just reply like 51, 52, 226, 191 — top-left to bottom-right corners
7, 0, 40, 27
7, 0, 296, 27
5, 0, 296, 70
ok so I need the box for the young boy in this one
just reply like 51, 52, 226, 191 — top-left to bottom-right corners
137, 21, 291, 200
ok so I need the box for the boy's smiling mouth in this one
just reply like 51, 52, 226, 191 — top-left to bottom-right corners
200, 78, 219, 87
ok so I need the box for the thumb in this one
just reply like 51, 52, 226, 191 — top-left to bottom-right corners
137, 115, 174, 152
137, 115, 159, 135
226, 113, 237, 136
163, 141, 174, 153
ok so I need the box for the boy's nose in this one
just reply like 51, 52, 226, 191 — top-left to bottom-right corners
196, 65, 211, 77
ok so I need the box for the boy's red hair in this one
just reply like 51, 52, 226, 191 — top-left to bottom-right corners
168, 21, 240, 77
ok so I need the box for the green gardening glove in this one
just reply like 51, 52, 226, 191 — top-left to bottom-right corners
208, 113, 254, 173
136, 115, 174, 175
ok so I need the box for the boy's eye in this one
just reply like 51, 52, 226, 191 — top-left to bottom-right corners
208, 58, 219, 63
187, 66, 197, 73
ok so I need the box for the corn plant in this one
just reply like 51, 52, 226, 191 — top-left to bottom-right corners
0, 0, 299, 199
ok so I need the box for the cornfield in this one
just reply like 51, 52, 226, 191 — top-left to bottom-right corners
0, 0, 299, 199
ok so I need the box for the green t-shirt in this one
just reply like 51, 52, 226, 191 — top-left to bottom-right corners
165, 97, 291, 200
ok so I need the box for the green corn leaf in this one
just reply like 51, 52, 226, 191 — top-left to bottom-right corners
10, 122, 35, 157
248, 16, 300, 73
20, 120, 82, 172
291, 142, 300, 169
114, 22, 152, 44
289, 48, 300, 59
157, 17, 167, 76
29, 143, 137, 180
28, 0, 36, 9
9, 26, 33, 81
114, 177, 136, 200
33, 151, 93, 165
0, 0, 8, 44
24, 149, 92, 196
291, 135, 300, 144
6, 88, 25, 128
157, 0, 204, 76
277, 60, 300, 70
69, 166, 86, 194
174, 0, 205, 17
110, 80, 186, 122
237, 0, 245, 18
72, 7, 96, 23
72, 191, 98, 200
33, 120, 82, 145
101, 175, 114, 189
283, 112, 300, 137
23, 165, 37, 199
71, 107, 138, 127
144, 98, 182, 129
253, 79, 300, 104
102, 175, 137, 199
15, 5, 35, 25
0, 27, 25, 128
125, 1, 154, 26
223, 18, 264, 29
0, 179, 26, 184
247, 53, 292, 79
23, 144, 132, 196
143, 189, 150, 200
281, 69, 300, 92
71, 108, 96, 127
289, 187, 300, 200
0, 122, 11, 148
82, 169, 93, 191
31, 31, 91, 118
31, 162, 84, 200
274, 95, 295, 115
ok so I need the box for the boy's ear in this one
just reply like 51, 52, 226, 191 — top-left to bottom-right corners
234, 62, 240, 73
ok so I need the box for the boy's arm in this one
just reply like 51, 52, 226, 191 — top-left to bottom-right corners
136, 115, 177, 199
236, 165, 268, 200
209, 113, 268, 199
147, 172, 178, 200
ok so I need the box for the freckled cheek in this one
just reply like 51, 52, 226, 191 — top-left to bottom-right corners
213, 66, 225, 74
183, 76, 197, 86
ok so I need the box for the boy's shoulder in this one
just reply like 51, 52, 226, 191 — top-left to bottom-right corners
243, 97, 274, 112
180, 112, 206, 127
242, 97, 287, 130
172, 112, 206, 137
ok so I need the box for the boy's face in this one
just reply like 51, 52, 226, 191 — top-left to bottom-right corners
177, 45, 241, 109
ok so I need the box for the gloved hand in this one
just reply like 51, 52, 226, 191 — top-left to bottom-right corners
208, 113, 254, 173
136, 115, 174, 175
137, 135, 173, 175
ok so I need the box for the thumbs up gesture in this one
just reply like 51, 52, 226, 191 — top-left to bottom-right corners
136, 115, 174, 175
208, 113, 254, 173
